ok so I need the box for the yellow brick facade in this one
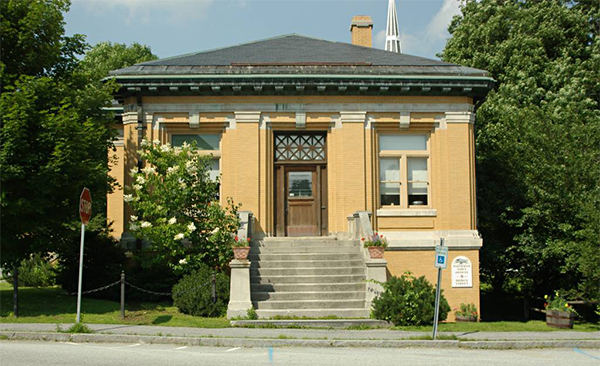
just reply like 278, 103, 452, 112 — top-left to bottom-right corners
108, 94, 482, 316
385, 250, 480, 322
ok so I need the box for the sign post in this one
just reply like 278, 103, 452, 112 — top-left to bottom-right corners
432, 238, 448, 340
76, 188, 92, 323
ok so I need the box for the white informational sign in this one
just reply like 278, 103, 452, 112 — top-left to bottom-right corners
434, 245, 448, 269
451, 256, 473, 288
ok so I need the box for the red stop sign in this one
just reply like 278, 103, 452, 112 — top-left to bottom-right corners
79, 188, 92, 225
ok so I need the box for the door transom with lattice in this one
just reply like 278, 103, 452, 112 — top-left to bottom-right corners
274, 133, 328, 236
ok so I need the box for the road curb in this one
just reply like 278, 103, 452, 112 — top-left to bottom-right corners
1, 331, 599, 349
230, 319, 392, 329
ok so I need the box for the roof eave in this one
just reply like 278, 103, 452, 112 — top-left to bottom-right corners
110, 74, 494, 100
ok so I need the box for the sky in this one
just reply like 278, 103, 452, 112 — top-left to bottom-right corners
65, 0, 463, 61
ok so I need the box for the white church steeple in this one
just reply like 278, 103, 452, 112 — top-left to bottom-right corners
385, 0, 402, 53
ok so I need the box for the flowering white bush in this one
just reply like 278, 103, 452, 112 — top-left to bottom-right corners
125, 139, 239, 273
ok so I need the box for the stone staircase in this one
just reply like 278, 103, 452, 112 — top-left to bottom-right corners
249, 237, 370, 318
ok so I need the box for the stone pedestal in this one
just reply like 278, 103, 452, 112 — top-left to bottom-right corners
227, 259, 252, 318
365, 258, 387, 311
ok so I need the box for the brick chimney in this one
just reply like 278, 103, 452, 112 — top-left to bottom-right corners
350, 16, 373, 47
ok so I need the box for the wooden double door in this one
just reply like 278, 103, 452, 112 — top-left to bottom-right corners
274, 133, 328, 237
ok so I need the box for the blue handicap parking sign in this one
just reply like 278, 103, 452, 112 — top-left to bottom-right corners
437, 255, 445, 264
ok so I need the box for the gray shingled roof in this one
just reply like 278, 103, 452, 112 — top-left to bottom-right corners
110, 34, 487, 77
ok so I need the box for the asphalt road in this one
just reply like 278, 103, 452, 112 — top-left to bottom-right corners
1, 341, 599, 366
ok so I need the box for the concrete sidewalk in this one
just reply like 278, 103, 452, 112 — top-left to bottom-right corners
1, 323, 599, 350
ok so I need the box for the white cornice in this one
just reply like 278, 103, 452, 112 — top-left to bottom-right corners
140, 103, 474, 114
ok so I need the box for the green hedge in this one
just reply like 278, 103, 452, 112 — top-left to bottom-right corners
371, 273, 450, 326
172, 266, 229, 317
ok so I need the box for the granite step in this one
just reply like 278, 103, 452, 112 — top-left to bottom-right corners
250, 274, 366, 284
251, 266, 365, 277
250, 260, 365, 269
248, 253, 363, 261
253, 299, 366, 310
249, 246, 360, 254
254, 308, 371, 319
251, 282, 366, 293
252, 291, 365, 301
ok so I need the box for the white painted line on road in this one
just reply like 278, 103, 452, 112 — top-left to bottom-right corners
64, 342, 80, 346
125, 343, 141, 348
225, 347, 241, 352
175, 346, 188, 350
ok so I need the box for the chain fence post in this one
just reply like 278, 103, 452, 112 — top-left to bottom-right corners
211, 272, 216, 304
120, 271, 125, 318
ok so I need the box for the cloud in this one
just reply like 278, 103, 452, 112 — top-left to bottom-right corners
373, 29, 386, 49
425, 0, 461, 42
74, 0, 215, 26
398, 0, 462, 58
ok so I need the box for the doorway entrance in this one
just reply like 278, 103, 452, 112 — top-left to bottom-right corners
274, 133, 327, 237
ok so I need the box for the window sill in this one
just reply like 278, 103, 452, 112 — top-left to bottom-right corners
376, 208, 437, 217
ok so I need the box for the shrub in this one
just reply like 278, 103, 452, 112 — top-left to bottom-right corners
172, 266, 229, 317
124, 261, 180, 302
126, 139, 239, 274
54, 224, 125, 300
455, 303, 478, 319
371, 272, 450, 326
3, 253, 55, 287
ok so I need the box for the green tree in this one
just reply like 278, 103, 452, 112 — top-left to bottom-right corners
0, 0, 85, 91
78, 41, 158, 81
0, 0, 116, 276
126, 140, 240, 273
0, 76, 115, 271
440, 0, 600, 301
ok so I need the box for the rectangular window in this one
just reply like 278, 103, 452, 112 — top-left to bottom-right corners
378, 134, 430, 208
171, 134, 220, 150
171, 133, 221, 183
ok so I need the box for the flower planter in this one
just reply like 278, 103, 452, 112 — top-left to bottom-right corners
455, 315, 477, 322
367, 246, 385, 259
546, 309, 574, 329
233, 246, 250, 260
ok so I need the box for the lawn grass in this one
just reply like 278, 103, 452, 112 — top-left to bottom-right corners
2, 283, 598, 332
392, 320, 599, 332
0, 282, 229, 328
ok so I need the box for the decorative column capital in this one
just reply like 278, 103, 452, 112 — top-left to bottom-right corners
445, 111, 475, 124
235, 111, 261, 123
399, 112, 410, 129
189, 112, 200, 129
340, 111, 367, 123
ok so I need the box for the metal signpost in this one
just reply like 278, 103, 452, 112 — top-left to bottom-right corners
77, 188, 92, 323
432, 238, 448, 340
